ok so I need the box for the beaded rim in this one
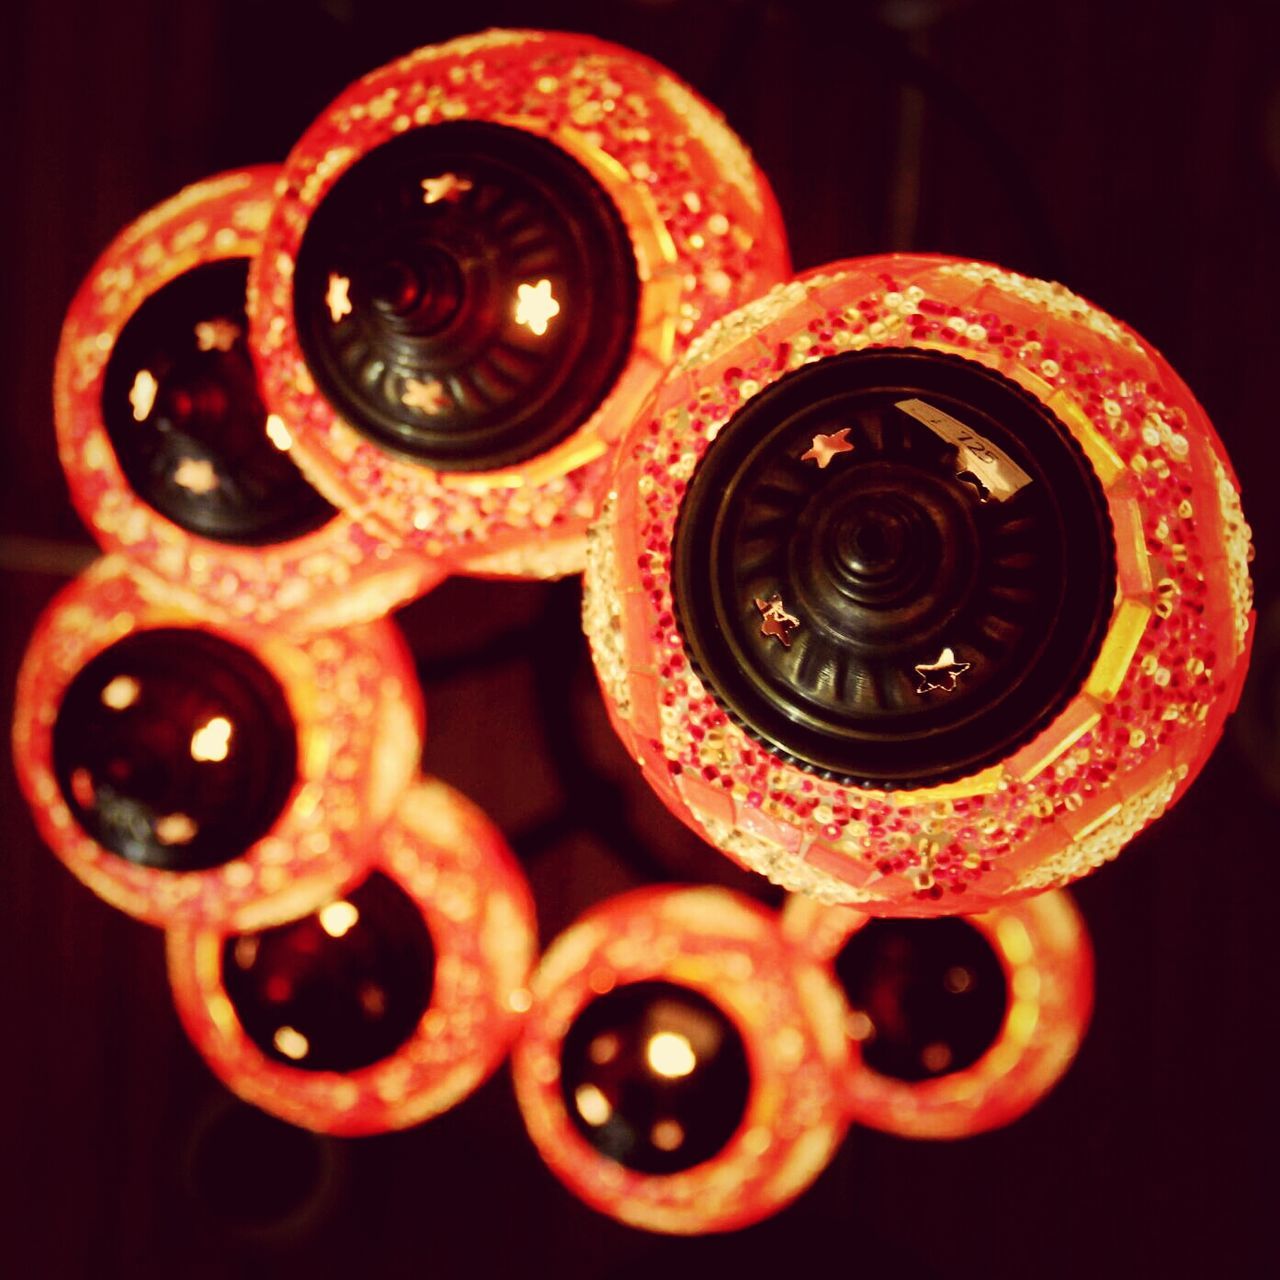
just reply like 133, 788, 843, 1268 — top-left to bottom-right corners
11, 557, 424, 929
781, 888, 1093, 1138
53, 165, 444, 631
166, 777, 538, 1136
511, 886, 848, 1234
249, 28, 790, 577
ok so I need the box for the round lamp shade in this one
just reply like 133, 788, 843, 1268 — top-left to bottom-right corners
511, 886, 847, 1234
167, 779, 537, 1135
782, 889, 1092, 1138
11, 558, 423, 929
584, 254, 1254, 914
54, 167, 442, 631
249, 28, 790, 580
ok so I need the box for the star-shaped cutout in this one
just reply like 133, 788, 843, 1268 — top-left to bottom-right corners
129, 368, 158, 422
514, 278, 561, 336
172, 457, 219, 495
755, 595, 801, 647
326, 272, 353, 323
194, 318, 241, 352
421, 172, 474, 204
401, 377, 450, 415
802, 428, 855, 468
914, 646, 971, 694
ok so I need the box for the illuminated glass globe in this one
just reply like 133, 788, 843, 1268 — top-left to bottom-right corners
584, 254, 1254, 915
249, 28, 790, 580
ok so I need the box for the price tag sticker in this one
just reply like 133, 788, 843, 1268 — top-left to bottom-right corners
894, 398, 1033, 502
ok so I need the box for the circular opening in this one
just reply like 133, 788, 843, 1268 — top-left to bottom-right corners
293, 119, 639, 473
671, 347, 1116, 788
559, 980, 751, 1175
100, 258, 336, 544
222, 871, 436, 1074
52, 627, 298, 870
834, 918, 1009, 1082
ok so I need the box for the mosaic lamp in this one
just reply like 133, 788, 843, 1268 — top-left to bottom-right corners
585, 254, 1254, 915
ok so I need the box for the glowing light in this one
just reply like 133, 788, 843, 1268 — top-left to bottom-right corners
318, 899, 360, 938
100, 675, 140, 710
129, 369, 158, 421
420, 172, 473, 204
650, 1118, 685, 1151
326, 273, 353, 323
509, 987, 533, 1013
273, 1025, 310, 1061
173, 457, 219, 494
574, 1083, 612, 1126
401, 377, 449, 415
646, 1031, 696, 1079
514, 279, 560, 336
190, 715, 233, 763
154, 813, 198, 845
265, 413, 293, 451
588, 1033, 620, 1065
194, 318, 240, 352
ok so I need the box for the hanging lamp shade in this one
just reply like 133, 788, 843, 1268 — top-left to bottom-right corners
782, 889, 1091, 1138
53, 167, 442, 631
11, 558, 423, 929
248, 28, 790, 581
167, 779, 537, 1135
584, 254, 1254, 915
511, 886, 847, 1234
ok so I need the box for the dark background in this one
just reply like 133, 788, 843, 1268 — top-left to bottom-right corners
3, 1, 1279, 1275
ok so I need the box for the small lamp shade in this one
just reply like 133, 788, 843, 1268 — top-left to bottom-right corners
167, 779, 537, 1135
511, 886, 847, 1234
782, 889, 1092, 1138
11, 557, 423, 929
584, 254, 1254, 914
53, 166, 443, 631
249, 28, 790, 580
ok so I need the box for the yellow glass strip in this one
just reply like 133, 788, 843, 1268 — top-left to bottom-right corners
1084, 598, 1152, 702
1047, 391, 1126, 488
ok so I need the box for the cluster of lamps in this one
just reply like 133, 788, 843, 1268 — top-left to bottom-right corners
12, 28, 1252, 1234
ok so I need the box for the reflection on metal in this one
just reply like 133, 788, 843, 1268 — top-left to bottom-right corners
190, 715, 233, 763
650, 1118, 685, 1151
325, 273, 353, 324
318, 900, 359, 939
273, 1025, 310, 1061
155, 812, 198, 845
801, 427, 855, 469
646, 1031, 696, 1079
100, 674, 140, 711
754, 595, 800, 647
194, 318, 241, 352
129, 368, 159, 422
574, 1083, 611, 1126
401, 377, 449, 415
914, 647, 971, 693
265, 413, 293, 451
173, 457, 220, 494
420, 172, 474, 205
514, 279, 561, 336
